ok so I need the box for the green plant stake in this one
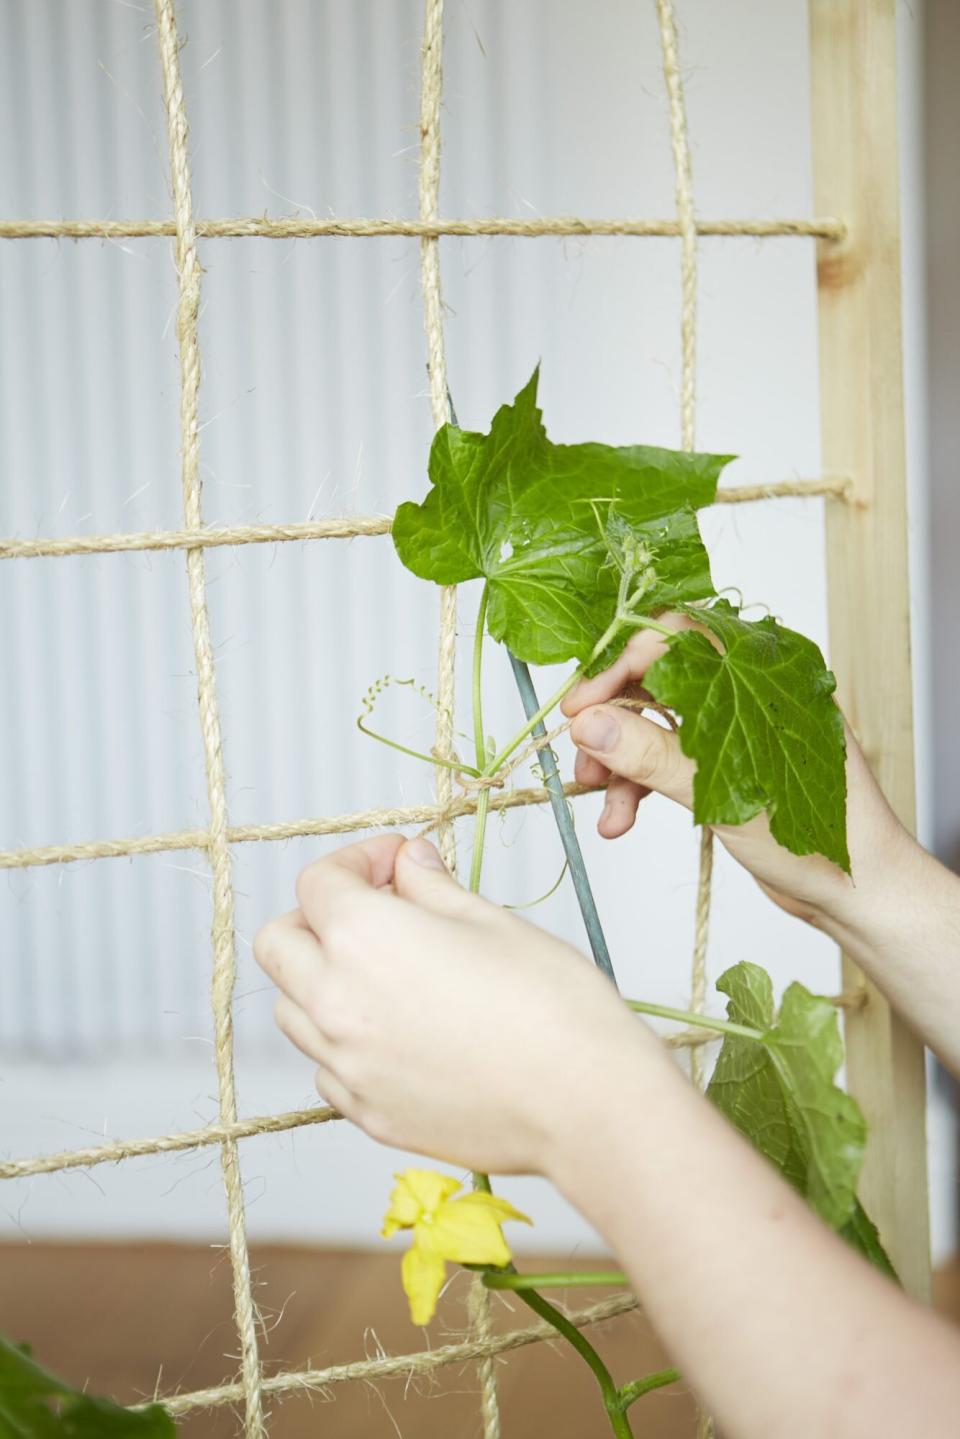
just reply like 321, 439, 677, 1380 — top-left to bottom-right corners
507, 651, 616, 981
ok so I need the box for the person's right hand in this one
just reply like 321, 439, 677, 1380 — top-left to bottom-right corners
561, 615, 912, 934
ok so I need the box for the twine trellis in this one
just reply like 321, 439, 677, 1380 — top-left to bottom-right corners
0, 1, 856, 1434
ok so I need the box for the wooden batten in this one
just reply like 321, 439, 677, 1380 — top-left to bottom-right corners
809, 0, 931, 1298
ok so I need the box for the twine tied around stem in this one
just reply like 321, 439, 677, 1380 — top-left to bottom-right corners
420, 695, 678, 836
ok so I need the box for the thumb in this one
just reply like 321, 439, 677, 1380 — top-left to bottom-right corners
570, 706, 695, 810
393, 837, 485, 920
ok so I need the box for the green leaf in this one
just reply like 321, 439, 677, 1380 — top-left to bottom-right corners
706, 962, 896, 1278
840, 1200, 899, 1280
392, 367, 732, 667
0, 1337, 175, 1438
645, 599, 849, 870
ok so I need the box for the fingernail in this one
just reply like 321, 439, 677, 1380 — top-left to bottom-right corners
405, 838, 446, 870
577, 710, 620, 753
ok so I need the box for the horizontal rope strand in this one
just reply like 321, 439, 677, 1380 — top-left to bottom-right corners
0, 214, 845, 242
0, 517, 392, 560
0, 989, 866, 1185
0, 1105, 339, 1181
0, 782, 593, 870
148, 1293, 641, 1416
0, 478, 851, 562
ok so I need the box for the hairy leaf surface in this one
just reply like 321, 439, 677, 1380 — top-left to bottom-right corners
392, 368, 731, 666
645, 600, 849, 870
706, 963, 895, 1277
0, 1337, 175, 1437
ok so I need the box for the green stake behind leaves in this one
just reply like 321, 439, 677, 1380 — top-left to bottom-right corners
706, 962, 894, 1275
646, 600, 849, 870
393, 367, 732, 669
0, 1334, 175, 1436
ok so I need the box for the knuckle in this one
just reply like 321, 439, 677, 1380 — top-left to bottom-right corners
252, 920, 282, 974
361, 1110, 393, 1147
309, 992, 351, 1042
294, 858, 325, 911
325, 894, 381, 955
273, 994, 296, 1037
625, 722, 665, 784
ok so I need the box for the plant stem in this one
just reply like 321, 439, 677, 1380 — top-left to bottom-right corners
356, 717, 481, 778
626, 997, 763, 1042
508, 653, 616, 982
618, 1368, 682, 1410
472, 586, 489, 768
484, 665, 584, 777
483, 609, 673, 780
466, 595, 633, 1439
511, 1285, 635, 1438
469, 586, 492, 892
484, 1270, 628, 1290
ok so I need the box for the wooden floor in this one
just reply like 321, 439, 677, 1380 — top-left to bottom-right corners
0, 1244, 695, 1437
2, 1243, 958, 1437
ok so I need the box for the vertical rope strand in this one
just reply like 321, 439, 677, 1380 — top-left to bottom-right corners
418, 5, 499, 1436
655, 0, 713, 1089
419, 0, 458, 878
152, 4, 264, 1434
655, 6, 713, 1426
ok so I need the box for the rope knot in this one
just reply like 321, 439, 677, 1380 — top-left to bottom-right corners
454, 769, 506, 795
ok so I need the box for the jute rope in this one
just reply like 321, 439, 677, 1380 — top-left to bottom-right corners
149, 1292, 641, 1417
417, 4, 500, 1434
655, 9, 714, 1435
419, 0, 457, 879
0, 477, 852, 563
153, 3, 263, 1433
0, 782, 596, 872
0, 1105, 339, 1183
654, 0, 712, 1097
0, 215, 844, 242
1, 988, 868, 1185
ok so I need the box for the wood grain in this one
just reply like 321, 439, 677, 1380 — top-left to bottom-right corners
810, 0, 932, 1299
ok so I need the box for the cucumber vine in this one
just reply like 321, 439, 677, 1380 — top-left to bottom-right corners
372, 367, 894, 1435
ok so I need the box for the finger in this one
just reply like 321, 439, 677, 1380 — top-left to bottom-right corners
254, 913, 325, 1011
574, 749, 610, 789
313, 1061, 354, 1116
571, 706, 695, 809
598, 774, 650, 839
273, 993, 330, 1064
296, 834, 405, 933
392, 837, 488, 920
560, 614, 694, 718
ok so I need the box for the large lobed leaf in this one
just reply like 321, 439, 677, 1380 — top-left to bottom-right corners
645, 600, 849, 871
0, 1336, 175, 1438
394, 370, 848, 869
706, 962, 895, 1277
392, 367, 731, 666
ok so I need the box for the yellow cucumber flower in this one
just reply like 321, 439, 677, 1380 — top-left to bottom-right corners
381, 1168, 532, 1325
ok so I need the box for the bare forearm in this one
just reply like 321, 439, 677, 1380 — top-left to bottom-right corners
546, 1033, 960, 1439
821, 835, 960, 1076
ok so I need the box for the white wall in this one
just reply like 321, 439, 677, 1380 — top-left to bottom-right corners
0, 0, 952, 1261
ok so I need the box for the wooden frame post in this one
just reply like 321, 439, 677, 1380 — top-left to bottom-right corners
810, 0, 931, 1299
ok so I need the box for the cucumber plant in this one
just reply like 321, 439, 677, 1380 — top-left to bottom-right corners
380, 367, 892, 1435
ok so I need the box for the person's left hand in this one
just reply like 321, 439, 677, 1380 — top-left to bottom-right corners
253, 833, 649, 1176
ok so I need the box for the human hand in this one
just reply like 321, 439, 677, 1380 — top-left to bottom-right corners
253, 834, 651, 1176
561, 614, 912, 933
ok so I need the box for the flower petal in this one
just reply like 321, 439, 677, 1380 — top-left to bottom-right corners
401, 1242, 447, 1326
426, 1191, 533, 1265
381, 1168, 462, 1238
